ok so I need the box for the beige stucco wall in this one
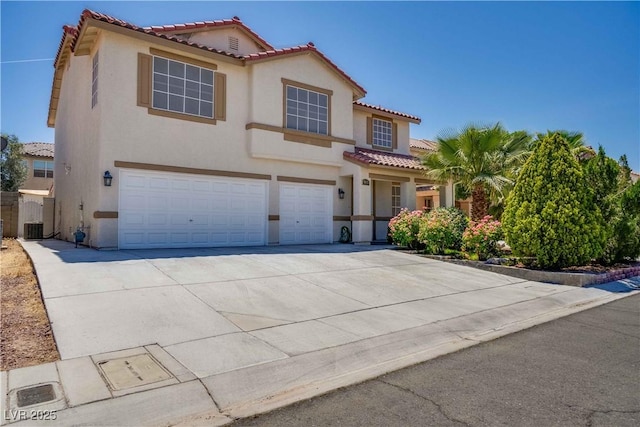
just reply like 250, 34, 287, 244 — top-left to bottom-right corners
53, 35, 103, 246
21, 156, 54, 192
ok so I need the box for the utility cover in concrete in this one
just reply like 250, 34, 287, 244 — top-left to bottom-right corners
97, 354, 172, 391
16, 384, 56, 407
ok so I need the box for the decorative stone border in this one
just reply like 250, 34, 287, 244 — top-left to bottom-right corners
418, 255, 640, 287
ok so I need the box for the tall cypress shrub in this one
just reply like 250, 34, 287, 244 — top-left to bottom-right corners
502, 133, 604, 268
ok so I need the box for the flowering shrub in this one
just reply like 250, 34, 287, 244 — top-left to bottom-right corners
462, 215, 503, 260
388, 209, 425, 248
417, 207, 469, 254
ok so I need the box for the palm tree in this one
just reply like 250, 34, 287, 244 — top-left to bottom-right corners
422, 123, 530, 221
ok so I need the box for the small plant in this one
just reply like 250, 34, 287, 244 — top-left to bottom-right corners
388, 209, 425, 249
417, 207, 468, 254
462, 215, 503, 260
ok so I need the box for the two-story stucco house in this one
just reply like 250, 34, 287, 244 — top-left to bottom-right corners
48, 10, 454, 249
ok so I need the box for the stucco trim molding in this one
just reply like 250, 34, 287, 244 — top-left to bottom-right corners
93, 211, 118, 219
333, 216, 351, 221
114, 161, 271, 180
246, 122, 355, 146
277, 176, 337, 186
350, 215, 374, 221
369, 173, 411, 183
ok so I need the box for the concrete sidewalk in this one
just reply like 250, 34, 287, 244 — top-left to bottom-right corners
1, 240, 638, 426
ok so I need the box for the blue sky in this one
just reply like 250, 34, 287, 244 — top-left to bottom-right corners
1, 1, 639, 169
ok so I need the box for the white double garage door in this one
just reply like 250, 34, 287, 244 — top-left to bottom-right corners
119, 169, 333, 249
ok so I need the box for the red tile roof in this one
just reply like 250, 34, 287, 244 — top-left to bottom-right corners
22, 142, 54, 158
409, 138, 438, 151
244, 42, 366, 96
343, 147, 425, 171
142, 16, 274, 50
354, 101, 420, 123
70, 10, 245, 60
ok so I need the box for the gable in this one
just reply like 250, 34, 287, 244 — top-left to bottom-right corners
175, 27, 267, 56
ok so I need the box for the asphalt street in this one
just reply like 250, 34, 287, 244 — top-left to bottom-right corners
234, 292, 640, 427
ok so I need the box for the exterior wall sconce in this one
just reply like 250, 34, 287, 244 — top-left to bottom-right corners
103, 171, 113, 187
338, 188, 345, 199
362, 179, 370, 186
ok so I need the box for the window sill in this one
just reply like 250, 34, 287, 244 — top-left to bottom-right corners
372, 144, 394, 152
147, 108, 217, 125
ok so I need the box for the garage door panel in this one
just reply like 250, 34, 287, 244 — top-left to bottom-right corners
192, 180, 210, 192
121, 212, 145, 226
148, 232, 169, 244
148, 196, 168, 210
149, 177, 169, 190
124, 175, 147, 188
171, 214, 189, 226
119, 170, 267, 249
148, 214, 168, 226
192, 233, 209, 244
122, 194, 146, 210
171, 197, 189, 209
171, 179, 190, 191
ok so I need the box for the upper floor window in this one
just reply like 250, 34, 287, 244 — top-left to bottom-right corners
91, 51, 98, 108
33, 160, 53, 178
152, 56, 214, 119
373, 118, 392, 148
285, 84, 329, 135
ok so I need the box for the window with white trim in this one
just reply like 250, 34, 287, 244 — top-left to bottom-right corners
285, 85, 329, 135
392, 183, 401, 216
373, 118, 392, 148
91, 51, 98, 108
33, 160, 54, 178
152, 56, 214, 119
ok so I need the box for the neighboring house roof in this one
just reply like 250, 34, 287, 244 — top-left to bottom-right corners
343, 147, 426, 171
22, 142, 54, 158
353, 101, 421, 123
409, 138, 438, 152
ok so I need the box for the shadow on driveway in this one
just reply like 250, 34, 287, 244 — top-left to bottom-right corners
25, 239, 397, 264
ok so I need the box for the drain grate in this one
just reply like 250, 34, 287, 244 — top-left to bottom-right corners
16, 384, 56, 408
97, 353, 172, 391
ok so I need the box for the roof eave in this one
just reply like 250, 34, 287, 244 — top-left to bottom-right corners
353, 103, 421, 124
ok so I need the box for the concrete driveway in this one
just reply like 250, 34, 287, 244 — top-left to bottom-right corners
17, 239, 636, 424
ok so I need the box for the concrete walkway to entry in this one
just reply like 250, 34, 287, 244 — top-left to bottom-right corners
3, 240, 638, 426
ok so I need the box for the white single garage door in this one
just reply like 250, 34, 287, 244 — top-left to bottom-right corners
119, 169, 268, 249
279, 183, 333, 245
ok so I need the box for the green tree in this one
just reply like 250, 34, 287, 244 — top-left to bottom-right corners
584, 150, 640, 264
422, 123, 530, 221
533, 130, 595, 160
0, 134, 27, 192
502, 133, 605, 269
